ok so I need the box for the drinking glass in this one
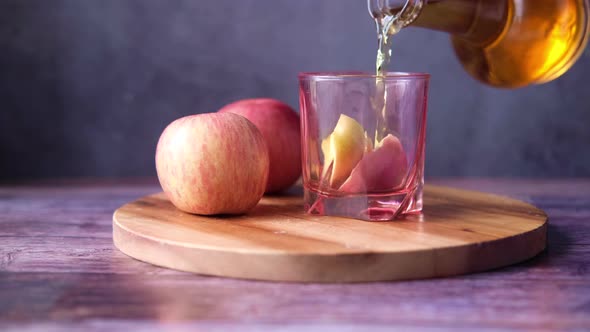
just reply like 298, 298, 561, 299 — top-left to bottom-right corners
299, 72, 429, 221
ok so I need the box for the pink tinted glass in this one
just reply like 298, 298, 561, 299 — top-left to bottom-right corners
299, 72, 429, 221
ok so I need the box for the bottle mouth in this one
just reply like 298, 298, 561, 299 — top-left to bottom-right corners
368, 0, 407, 18
368, 0, 424, 27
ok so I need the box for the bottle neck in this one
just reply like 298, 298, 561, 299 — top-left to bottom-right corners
369, 0, 509, 45
412, 0, 477, 35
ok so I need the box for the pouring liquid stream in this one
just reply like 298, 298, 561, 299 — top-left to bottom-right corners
372, 15, 399, 146
372, 0, 424, 145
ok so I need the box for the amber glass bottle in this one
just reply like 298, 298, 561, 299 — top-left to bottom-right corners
370, 0, 590, 87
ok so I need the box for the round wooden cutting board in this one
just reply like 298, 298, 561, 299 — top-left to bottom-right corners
113, 186, 547, 283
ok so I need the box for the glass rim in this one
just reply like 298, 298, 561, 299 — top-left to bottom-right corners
298, 71, 430, 80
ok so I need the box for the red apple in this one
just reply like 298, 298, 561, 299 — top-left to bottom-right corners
339, 134, 408, 193
219, 98, 301, 193
155, 113, 269, 215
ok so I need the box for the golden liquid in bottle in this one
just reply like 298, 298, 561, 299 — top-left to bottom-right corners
418, 0, 590, 87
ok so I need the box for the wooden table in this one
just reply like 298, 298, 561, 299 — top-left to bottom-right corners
1, 179, 589, 331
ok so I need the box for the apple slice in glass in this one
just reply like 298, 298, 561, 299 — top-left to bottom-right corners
320, 114, 370, 188
339, 134, 408, 193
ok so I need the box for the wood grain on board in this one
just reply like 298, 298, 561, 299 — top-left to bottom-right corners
113, 185, 547, 282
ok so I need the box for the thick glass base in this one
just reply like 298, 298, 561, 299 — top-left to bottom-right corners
304, 185, 422, 221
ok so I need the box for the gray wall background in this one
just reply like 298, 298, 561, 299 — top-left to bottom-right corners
1, 0, 589, 180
